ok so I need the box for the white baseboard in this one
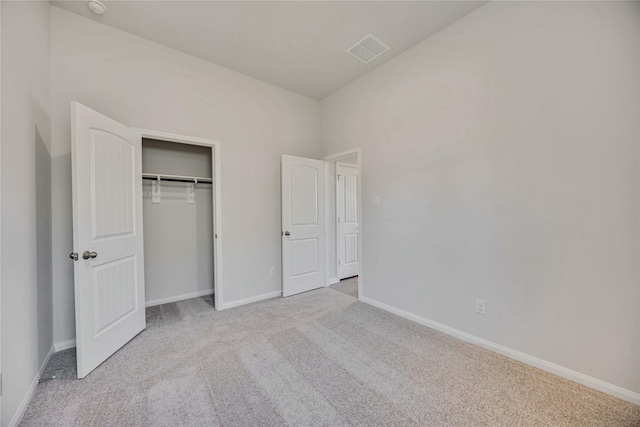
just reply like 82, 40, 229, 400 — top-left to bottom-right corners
361, 296, 640, 406
220, 290, 281, 310
145, 289, 214, 307
8, 345, 55, 427
54, 338, 76, 352
327, 277, 339, 286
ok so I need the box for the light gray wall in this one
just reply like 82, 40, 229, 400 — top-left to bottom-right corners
143, 182, 214, 304
142, 140, 214, 303
142, 139, 212, 178
35, 129, 53, 372
50, 6, 320, 344
321, 1, 640, 393
1, 1, 53, 425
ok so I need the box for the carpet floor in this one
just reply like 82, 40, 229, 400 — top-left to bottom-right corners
21, 288, 640, 426
330, 276, 358, 298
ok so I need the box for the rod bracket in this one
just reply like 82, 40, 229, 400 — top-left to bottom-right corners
152, 177, 161, 203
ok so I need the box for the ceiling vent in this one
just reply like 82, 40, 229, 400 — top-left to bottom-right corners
347, 34, 390, 64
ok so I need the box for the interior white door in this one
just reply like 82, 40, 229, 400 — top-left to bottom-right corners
336, 163, 359, 280
71, 102, 145, 378
281, 155, 325, 297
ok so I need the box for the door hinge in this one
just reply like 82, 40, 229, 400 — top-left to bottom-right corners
69, 252, 78, 261
338, 260, 341, 265
0, 371, 3, 396
338, 217, 341, 223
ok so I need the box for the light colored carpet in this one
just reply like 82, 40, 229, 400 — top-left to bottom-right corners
330, 276, 358, 298
21, 288, 640, 426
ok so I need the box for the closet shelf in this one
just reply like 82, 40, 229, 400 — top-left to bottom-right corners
142, 173, 213, 184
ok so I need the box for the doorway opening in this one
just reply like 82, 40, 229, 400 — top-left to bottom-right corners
324, 148, 362, 300
279, 149, 361, 300
137, 130, 223, 311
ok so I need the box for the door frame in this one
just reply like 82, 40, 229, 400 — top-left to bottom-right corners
134, 129, 223, 311
323, 148, 362, 301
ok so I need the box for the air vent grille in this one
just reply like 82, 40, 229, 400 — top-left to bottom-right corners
347, 34, 389, 64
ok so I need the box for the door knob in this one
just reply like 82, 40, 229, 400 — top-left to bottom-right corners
284, 231, 290, 236
82, 251, 98, 260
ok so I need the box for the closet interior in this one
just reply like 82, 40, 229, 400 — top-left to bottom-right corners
142, 138, 215, 307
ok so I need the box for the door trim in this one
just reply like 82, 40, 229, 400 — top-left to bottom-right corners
133, 129, 223, 311
323, 148, 362, 301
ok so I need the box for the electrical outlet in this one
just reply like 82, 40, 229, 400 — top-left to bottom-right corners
373, 195, 380, 207
270, 267, 276, 277
476, 299, 486, 315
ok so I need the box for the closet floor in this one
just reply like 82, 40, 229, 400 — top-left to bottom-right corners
22, 290, 640, 426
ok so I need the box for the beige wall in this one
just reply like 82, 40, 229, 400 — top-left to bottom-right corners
1, 1, 53, 425
50, 7, 320, 344
321, 1, 640, 393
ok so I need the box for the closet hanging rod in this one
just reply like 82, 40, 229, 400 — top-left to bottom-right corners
142, 173, 213, 184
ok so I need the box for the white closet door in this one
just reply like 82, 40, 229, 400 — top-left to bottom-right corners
281, 155, 325, 297
337, 163, 359, 280
71, 102, 145, 378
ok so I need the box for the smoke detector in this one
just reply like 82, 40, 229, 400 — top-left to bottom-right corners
87, 0, 107, 15
347, 34, 390, 64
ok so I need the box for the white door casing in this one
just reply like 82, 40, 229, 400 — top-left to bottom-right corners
281, 155, 325, 297
71, 102, 145, 378
336, 163, 359, 280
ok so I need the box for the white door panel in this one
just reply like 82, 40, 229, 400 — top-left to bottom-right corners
337, 163, 359, 279
72, 102, 145, 378
282, 155, 325, 297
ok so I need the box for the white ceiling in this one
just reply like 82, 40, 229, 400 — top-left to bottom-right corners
51, 1, 487, 100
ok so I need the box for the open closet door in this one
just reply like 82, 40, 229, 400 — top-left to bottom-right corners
71, 102, 145, 378
281, 155, 325, 297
